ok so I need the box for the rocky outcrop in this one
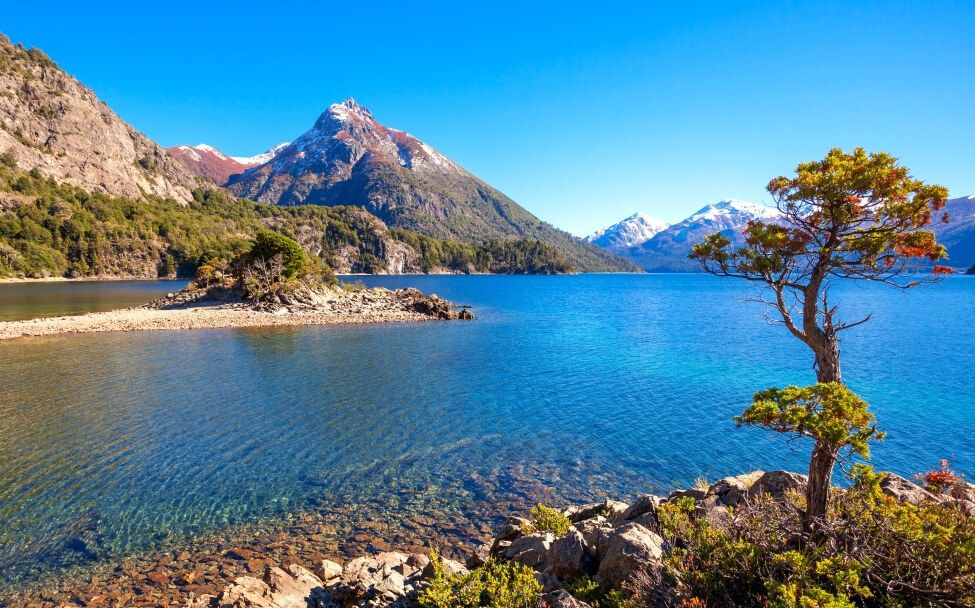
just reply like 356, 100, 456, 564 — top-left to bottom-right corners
0, 35, 200, 203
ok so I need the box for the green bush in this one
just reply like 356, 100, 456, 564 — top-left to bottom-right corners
417, 553, 541, 608
562, 575, 634, 608
657, 466, 975, 608
522, 504, 572, 536
248, 230, 305, 279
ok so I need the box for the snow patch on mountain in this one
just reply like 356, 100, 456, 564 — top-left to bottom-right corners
586, 212, 670, 249
231, 142, 290, 166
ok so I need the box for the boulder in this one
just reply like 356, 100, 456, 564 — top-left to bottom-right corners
503, 532, 554, 570
619, 494, 662, 522
313, 559, 343, 584
666, 488, 707, 504
707, 470, 765, 506
746, 471, 808, 501
466, 543, 491, 569
546, 529, 593, 578
491, 516, 530, 554
574, 516, 614, 561
219, 564, 325, 608
879, 473, 939, 506
564, 499, 628, 524
539, 589, 594, 608
595, 523, 665, 587
337, 553, 416, 606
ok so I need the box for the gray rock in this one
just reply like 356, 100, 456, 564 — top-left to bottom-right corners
219, 564, 326, 608
707, 470, 765, 506
420, 556, 468, 580
666, 488, 707, 504
595, 523, 665, 587
466, 543, 491, 569
314, 559, 343, 584
619, 494, 662, 522
539, 589, 594, 608
746, 471, 808, 501
574, 516, 614, 561
879, 473, 939, 506
503, 532, 554, 570
563, 499, 629, 524
546, 529, 593, 577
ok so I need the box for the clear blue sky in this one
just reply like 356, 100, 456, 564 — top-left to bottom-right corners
4, 1, 973, 235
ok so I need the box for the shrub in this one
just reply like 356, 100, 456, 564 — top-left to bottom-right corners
562, 575, 634, 608
657, 466, 975, 608
918, 459, 962, 495
249, 230, 305, 280
522, 504, 571, 536
417, 553, 541, 608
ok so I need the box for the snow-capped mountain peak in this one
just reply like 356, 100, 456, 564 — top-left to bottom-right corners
685, 199, 779, 224
193, 143, 228, 160
230, 142, 291, 166
586, 212, 670, 249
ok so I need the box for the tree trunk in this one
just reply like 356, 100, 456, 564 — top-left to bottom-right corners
812, 336, 842, 384
805, 442, 837, 534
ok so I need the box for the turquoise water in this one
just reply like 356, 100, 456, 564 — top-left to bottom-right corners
0, 274, 972, 587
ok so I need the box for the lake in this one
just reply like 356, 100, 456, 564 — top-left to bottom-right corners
0, 274, 972, 588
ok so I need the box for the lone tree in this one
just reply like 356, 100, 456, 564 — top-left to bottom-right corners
690, 147, 951, 528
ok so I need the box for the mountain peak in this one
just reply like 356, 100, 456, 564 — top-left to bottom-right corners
688, 199, 779, 223
586, 212, 669, 249
317, 98, 375, 128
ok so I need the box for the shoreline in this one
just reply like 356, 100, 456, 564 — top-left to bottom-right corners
0, 286, 472, 341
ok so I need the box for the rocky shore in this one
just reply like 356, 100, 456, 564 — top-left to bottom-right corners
6, 468, 969, 608
0, 285, 473, 341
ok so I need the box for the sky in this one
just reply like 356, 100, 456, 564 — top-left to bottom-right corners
3, 1, 973, 235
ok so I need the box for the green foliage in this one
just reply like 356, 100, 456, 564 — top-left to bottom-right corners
416, 553, 541, 608
0, 165, 576, 279
248, 230, 305, 280
736, 383, 884, 461
521, 504, 571, 536
562, 575, 634, 608
657, 467, 975, 608
390, 230, 575, 274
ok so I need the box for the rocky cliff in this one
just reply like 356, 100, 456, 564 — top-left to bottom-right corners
0, 35, 200, 203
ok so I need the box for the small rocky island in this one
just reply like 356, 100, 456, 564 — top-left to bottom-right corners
0, 284, 473, 341
0, 231, 474, 342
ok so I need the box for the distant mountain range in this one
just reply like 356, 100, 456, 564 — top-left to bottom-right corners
589, 197, 975, 271
166, 143, 289, 185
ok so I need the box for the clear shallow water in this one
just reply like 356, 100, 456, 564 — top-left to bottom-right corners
0, 274, 972, 587
0, 280, 188, 321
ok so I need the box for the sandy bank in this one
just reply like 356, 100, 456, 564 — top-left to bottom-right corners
0, 286, 472, 341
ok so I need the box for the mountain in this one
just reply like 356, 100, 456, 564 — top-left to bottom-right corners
231, 142, 290, 166
936, 195, 975, 268
585, 212, 669, 250
619, 199, 780, 271
227, 99, 638, 272
0, 35, 199, 203
166, 142, 289, 185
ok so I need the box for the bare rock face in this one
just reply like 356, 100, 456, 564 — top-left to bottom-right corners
594, 522, 665, 588
747, 470, 808, 501
707, 470, 765, 506
0, 36, 200, 203
218, 564, 326, 608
